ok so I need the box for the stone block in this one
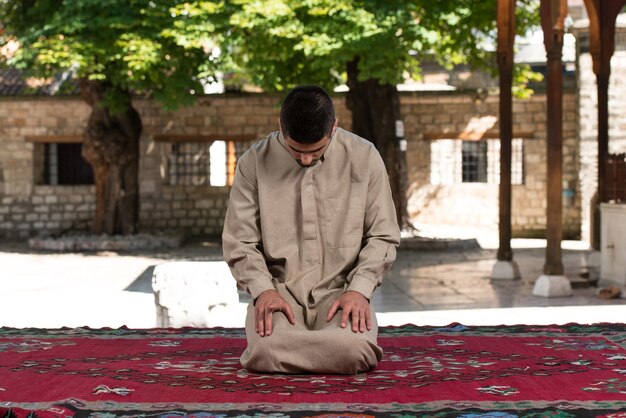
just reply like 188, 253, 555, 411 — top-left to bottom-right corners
152, 261, 239, 328
185, 116, 204, 126
600, 203, 626, 286
140, 180, 157, 194
25, 213, 38, 222
491, 260, 521, 280
195, 199, 214, 209
532, 275, 573, 298
68, 195, 83, 204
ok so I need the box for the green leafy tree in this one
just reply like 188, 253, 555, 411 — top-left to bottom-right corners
0, 0, 225, 234
218, 0, 540, 228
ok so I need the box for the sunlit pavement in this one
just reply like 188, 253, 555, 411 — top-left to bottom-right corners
1, 231, 624, 329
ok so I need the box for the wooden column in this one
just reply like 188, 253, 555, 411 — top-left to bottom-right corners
583, 0, 626, 249
540, 0, 568, 276
496, 0, 515, 263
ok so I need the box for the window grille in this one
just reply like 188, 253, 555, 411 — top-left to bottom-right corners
168, 142, 211, 186
43, 143, 94, 185
462, 141, 488, 183
431, 138, 524, 185
168, 139, 258, 187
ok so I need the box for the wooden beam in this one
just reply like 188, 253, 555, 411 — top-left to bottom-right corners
540, 0, 568, 276
497, 0, 516, 262
24, 135, 83, 143
153, 134, 258, 143
582, 0, 626, 249
227, 140, 237, 186
585, 0, 625, 201
423, 131, 535, 141
584, 0, 625, 78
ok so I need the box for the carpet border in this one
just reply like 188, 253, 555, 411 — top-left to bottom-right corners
3, 399, 626, 413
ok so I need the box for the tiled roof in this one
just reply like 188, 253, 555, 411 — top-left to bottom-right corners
0, 68, 80, 96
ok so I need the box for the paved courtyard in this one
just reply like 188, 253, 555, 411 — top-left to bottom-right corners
1, 234, 624, 329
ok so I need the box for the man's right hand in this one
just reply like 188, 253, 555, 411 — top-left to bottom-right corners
254, 289, 296, 337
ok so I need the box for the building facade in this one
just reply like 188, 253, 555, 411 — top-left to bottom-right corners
0, 90, 583, 239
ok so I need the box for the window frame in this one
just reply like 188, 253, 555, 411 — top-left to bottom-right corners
428, 135, 527, 186
154, 134, 259, 187
26, 135, 95, 186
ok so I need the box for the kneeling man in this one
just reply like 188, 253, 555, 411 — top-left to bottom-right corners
222, 85, 400, 374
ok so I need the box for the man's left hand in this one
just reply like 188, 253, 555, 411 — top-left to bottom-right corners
326, 291, 372, 333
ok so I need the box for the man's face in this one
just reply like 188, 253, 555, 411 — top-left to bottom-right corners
283, 129, 335, 167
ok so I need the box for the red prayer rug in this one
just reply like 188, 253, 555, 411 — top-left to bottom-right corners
0, 323, 625, 417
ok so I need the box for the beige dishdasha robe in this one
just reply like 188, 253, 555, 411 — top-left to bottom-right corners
222, 128, 400, 374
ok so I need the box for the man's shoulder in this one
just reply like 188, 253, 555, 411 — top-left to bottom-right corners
335, 128, 378, 161
336, 128, 375, 150
239, 132, 277, 163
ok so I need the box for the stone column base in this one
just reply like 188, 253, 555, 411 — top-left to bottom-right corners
491, 260, 521, 280
532, 275, 573, 298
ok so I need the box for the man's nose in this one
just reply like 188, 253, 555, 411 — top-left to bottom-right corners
300, 154, 314, 166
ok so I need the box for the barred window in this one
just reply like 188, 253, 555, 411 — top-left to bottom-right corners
40, 143, 94, 185
431, 139, 524, 185
168, 139, 257, 187
462, 141, 488, 183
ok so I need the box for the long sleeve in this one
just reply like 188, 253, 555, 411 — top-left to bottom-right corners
346, 149, 401, 299
222, 155, 275, 299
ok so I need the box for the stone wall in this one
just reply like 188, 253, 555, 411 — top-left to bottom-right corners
0, 98, 94, 237
578, 50, 626, 243
0, 92, 580, 239
0, 186, 95, 236
403, 92, 581, 239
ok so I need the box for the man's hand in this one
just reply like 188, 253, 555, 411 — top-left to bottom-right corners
326, 291, 372, 333
254, 290, 295, 337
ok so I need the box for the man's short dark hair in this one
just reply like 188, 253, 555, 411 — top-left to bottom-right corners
280, 85, 335, 144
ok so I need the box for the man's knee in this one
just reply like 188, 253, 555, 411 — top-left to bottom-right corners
242, 326, 286, 368
331, 329, 382, 373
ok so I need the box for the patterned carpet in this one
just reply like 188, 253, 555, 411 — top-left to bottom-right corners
1, 323, 625, 417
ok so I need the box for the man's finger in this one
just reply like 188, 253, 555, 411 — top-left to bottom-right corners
326, 300, 340, 322
359, 310, 366, 333
264, 306, 273, 336
351, 308, 359, 332
255, 305, 264, 336
341, 308, 350, 329
365, 307, 372, 331
282, 302, 296, 325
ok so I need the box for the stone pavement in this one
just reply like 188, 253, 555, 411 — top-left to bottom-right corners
1, 235, 624, 329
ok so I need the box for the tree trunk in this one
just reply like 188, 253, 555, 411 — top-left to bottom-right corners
79, 79, 142, 235
345, 57, 409, 229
